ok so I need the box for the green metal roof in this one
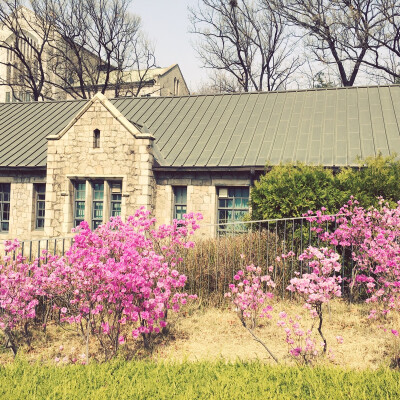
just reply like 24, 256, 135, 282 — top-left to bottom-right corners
1, 85, 400, 169
0, 100, 87, 167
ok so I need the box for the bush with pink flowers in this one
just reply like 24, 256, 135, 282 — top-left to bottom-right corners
0, 208, 202, 360
0, 240, 40, 356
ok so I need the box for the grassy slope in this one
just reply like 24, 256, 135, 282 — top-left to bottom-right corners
1, 301, 398, 367
1, 360, 399, 400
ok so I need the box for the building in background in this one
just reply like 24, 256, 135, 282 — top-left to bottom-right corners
0, 85, 398, 240
0, 7, 189, 102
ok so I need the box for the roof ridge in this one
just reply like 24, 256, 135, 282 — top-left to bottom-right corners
2, 84, 400, 106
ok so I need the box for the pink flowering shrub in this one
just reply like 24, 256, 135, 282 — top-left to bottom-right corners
287, 246, 342, 353
38, 208, 201, 360
277, 312, 319, 365
305, 198, 400, 366
225, 265, 275, 329
225, 263, 278, 362
1, 208, 201, 360
307, 198, 400, 321
277, 312, 343, 365
0, 240, 41, 356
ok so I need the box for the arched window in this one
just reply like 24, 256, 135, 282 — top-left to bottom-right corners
93, 129, 100, 148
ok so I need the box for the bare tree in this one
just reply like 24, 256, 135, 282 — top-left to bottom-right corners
266, 0, 382, 87
0, 0, 157, 101
361, 1, 400, 83
112, 34, 157, 98
41, 0, 157, 99
189, 0, 301, 92
0, 1, 52, 101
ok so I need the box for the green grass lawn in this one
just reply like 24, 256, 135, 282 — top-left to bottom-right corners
1, 360, 399, 400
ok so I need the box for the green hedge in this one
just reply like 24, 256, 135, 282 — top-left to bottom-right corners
251, 155, 400, 219
1, 360, 399, 399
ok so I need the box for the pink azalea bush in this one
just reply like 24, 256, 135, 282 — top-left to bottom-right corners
0, 240, 41, 356
305, 198, 400, 365
287, 246, 342, 353
277, 312, 321, 365
225, 247, 343, 363
0, 208, 202, 360
225, 264, 275, 328
225, 263, 278, 362
307, 198, 400, 319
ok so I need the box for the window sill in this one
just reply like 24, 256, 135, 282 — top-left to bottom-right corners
88, 148, 104, 154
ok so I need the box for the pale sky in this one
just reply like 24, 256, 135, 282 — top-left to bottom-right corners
130, 0, 208, 92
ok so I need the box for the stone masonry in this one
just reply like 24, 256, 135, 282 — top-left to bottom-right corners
45, 93, 155, 237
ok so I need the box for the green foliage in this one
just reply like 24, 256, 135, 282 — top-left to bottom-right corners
251, 155, 400, 219
337, 154, 400, 208
251, 163, 345, 219
1, 360, 399, 399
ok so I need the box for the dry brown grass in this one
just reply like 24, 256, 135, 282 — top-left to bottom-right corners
1, 300, 399, 369
152, 300, 400, 369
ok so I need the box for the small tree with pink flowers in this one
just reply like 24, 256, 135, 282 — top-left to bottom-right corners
225, 264, 278, 363
287, 246, 342, 354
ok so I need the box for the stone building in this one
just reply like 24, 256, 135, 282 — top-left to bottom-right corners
0, 85, 400, 241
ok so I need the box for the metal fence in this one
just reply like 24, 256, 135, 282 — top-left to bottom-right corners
2, 216, 348, 303
7, 236, 75, 262
179, 216, 348, 303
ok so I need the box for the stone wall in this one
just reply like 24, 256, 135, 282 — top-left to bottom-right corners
159, 65, 190, 96
45, 95, 155, 237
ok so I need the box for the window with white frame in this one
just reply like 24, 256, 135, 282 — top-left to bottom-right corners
173, 186, 187, 220
92, 182, 104, 230
35, 183, 46, 229
110, 182, 122, 217
0, 183, 10, 232
73, 181, 86, 227
217, 187, 249, 234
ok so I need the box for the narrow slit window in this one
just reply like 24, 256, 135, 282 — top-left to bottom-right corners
110, 182, 122, 217
92, 182, 104, 229
74, 181, 86, 227
35, 183, 46, 229
0, 183, 10, 232
93, 129, 100, 148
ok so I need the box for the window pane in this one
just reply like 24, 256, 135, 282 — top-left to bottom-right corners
35, 183, 46, 229
110, 182, 122, 217
92, 182, 104, 229
174, 186, 187, 220
75, 202, 85, 218
0, 183, 10, 232
74, 181, 86, 227
217, 186, 249, 234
